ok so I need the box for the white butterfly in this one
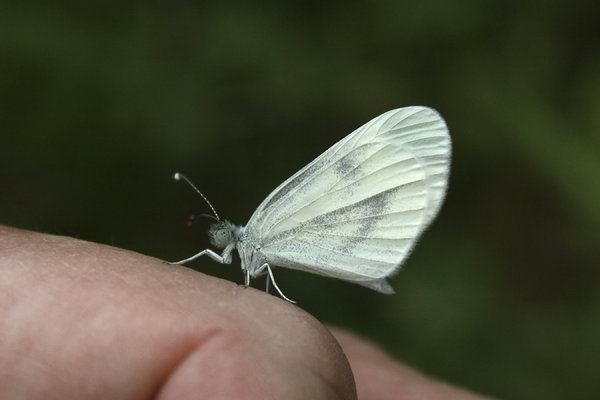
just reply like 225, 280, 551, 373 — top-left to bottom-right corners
173, 106, 451, 303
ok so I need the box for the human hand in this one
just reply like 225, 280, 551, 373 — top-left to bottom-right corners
0, 226, 492, 399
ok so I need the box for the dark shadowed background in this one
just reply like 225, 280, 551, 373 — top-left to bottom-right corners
2, 1, 599, 398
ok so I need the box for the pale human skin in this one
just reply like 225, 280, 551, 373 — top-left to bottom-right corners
0, 226, 493, 399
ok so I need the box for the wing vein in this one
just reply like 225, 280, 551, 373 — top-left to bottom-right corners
285, 237, 397, 270
268, 181, 424, 234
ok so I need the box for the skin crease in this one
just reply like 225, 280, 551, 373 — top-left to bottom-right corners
0, 226, 493, 400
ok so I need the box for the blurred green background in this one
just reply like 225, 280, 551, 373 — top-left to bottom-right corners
2, 1, 599, 398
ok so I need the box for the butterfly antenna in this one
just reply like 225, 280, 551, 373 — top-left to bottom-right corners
173, 173, 220, 221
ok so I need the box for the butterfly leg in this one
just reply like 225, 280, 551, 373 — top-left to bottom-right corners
265, 275, 270, 294
170, 248, 232, 265
256, 263, 296, 304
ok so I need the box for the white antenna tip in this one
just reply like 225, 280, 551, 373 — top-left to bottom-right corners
173, 172, 182, 181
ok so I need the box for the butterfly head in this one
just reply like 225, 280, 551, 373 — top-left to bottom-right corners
208, 220, 239, 249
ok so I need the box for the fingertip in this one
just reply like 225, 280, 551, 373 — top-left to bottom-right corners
0, 226, 356, 399
155, 302, 356, 400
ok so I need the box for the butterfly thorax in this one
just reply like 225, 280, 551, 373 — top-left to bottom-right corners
236, 228, 268, 278
207, 221, 267, 277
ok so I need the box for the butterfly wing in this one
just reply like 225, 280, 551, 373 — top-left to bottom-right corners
245, 106, 451, 293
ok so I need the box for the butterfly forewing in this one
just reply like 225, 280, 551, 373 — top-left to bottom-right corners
245, 106, 450, 292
